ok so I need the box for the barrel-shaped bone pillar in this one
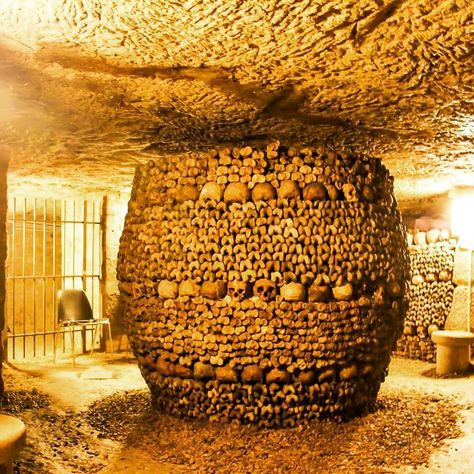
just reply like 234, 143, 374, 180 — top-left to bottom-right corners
117, 143, 409, 426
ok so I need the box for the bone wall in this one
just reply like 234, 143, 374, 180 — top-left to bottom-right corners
395, 229, 456, 362
117, 143, 409, 426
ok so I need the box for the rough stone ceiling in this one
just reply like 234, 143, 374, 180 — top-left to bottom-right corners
0, 0, 473, 201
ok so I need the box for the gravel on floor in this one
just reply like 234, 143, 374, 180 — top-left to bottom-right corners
0, 388, 50, 415
85, 390, 462, 474
1, 389, 111, 473
0, 360, 465, 474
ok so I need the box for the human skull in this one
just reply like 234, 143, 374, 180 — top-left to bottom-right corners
227, 281, 248, 301
200, 182, 224, 202
342, 183, 359, 202
223, 183, 250, 203
438, 270, 452, 282
156, 357, 175, 376
157, 280, 178, 299
412, 274, 424, 285
215, 366, 238, 383
193, 362, 215, 380
280, 282, 306, 301
296, 370, 316, 385
266, 368, 291, 384
361, 185, 375, 202
386, 280, 402, 297
277, 180, 301, 200
326, 185, 341, 200
308, 283, 330, 302
332, 282, 353, 301
426, 228, 440, 244
178, 280, 200, 297
439, 229, 450, 241
242, 365, 263, 383
201, 280, 227, 300
253, 279, 277, 302
175, 364, 193, 379
175, 185, 199, 203
414, 231, 427, 246
251, 183, 276, 202
302, 183, 328, 201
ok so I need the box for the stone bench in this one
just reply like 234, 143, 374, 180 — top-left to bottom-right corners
431, 330, 474, 375
0, 415, 26, 474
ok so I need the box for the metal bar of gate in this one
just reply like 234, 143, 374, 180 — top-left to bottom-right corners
22, 197, 26, 358
9, 330, 62, 338
33, 198, 37, 357
83, 200, 87, 292
42, 198, 47, 356
7, 274, 101, 280
72, 199, 76, 289
100, 198, 106, 319
62, 199, 67, 353
11, 197, 16, 359
7, 218, 101, 225
52, 199, 57, 350
62, 199, 66, 295
6, 196, 104, 359
92, 201, 96, 313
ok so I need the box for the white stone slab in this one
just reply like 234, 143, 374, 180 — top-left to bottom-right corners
445, 285, 474, 331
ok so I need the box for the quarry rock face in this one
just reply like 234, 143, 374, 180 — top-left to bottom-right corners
117, 143, 409, 426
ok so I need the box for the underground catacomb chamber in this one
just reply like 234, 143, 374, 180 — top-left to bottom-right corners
117, 143, 410, 426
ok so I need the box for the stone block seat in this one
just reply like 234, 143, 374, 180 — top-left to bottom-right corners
431, 330, 474, 375
0, 415, 26, 474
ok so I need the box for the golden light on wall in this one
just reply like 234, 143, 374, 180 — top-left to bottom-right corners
450, 186, 474, 333
451, 186, 474, 249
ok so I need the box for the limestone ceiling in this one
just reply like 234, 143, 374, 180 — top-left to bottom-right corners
0, 0, 473, 201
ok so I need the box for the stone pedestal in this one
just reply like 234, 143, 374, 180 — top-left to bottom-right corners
0, 415, 26, 474
431, 330, 474, 375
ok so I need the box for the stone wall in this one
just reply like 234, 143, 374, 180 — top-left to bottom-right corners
395, 229, 456, 362
103, 192, 129, 350
0, 152, 8, 396
445, 247, 474, 332
117, 143, 409, 426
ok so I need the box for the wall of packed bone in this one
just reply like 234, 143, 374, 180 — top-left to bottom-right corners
117, 143, 409, 426
395, 228, 456, 362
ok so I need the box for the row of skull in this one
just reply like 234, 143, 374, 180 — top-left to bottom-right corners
172, 181, 375, 204
156, 278, 358, 302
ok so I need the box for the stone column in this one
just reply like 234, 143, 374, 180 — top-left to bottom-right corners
0, 150, 8, 396
103, 191, 129, 351
445, 247, 474, 331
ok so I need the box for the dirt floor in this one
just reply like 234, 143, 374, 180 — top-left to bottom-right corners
1, 354, 474, 474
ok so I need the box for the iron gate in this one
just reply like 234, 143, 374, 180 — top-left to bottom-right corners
4, 197, 104, 360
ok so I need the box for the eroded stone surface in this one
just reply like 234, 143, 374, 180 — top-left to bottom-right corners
0, 1, 472, 198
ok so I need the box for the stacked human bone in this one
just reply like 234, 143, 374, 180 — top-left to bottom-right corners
117, 142, 409, 426
395, 229, 455, 362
